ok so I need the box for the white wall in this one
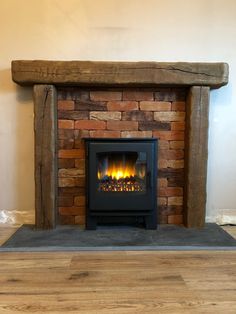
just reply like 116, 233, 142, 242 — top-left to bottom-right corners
0, 0, 236, 224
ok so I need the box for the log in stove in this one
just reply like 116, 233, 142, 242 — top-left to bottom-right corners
85, 138, 157, 230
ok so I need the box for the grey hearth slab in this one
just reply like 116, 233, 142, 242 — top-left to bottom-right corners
1, 223, 236, 252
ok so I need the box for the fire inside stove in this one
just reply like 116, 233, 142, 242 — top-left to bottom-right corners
97, 152, 146, 192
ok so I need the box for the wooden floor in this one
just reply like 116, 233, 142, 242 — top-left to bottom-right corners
0, 226, 236, 314
222, 225, 236, 239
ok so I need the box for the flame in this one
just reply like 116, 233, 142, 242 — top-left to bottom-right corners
97, 156, 146, 192
97, 154, 146, 189
98, 161, 136, 180
107, 164, 136, 180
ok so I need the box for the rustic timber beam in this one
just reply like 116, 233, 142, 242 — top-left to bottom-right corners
184, 86, 210, 228
34, 85, 57, 229
12, 60, 228, 88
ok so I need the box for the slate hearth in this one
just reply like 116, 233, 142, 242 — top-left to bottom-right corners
2, 224, 236, 251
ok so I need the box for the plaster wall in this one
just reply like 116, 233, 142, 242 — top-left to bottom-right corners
0, 0, 235, 224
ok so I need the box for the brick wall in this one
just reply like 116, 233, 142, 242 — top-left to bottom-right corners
57, 87, 186, 226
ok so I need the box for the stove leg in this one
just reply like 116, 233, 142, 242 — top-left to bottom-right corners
86, 216, 97, 230
145, 214, 157, 230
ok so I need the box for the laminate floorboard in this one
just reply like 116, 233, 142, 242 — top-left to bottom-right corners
222, 225, 236, 239
0, 226, 19, 246
0, 226, 235, 313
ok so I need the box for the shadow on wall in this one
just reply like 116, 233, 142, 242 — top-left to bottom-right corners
0, 67, 32, 99
15, 83, 35, 224
0, 68, 15, 93
0, 68, 35, 224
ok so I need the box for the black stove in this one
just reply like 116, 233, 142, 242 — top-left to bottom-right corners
85, 138, 158, 229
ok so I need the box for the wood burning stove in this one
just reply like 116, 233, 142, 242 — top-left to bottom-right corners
85, 138, 157, 229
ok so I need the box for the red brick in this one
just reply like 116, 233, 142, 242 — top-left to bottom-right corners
58, 140, 74, 151
58, 178, 78, 187
107, 121, 138, 131
107, 101, 138, 111
167, 214, 183, 224
74, 129, 90, 139
167, 160, 184, 169
74, 130, 89, 148
158, 178, 168, 187
168, 197, 183, 206
89, 130, 120, 138
90, 91, 122, 101
171, 122, 185, 131
172, 102, 185, 111
58, 196, 74, 207
58, 168, 84, 177
75, 216, 86, 225
58, 119, 74, 129
59, 206, 85, 216
90, 111, 121, 121
139, 121, 170, 131
75, 120, 106, 130
158, 187, 183, 197
158, 197, 167, 205
58, 177, 85, 188
154, 112, 185, 122
58, 100, 75, 110
167, 176, 185, 188
158, 140, 169, 150
59, 187, 85, 196
153, 131, 184, 141
155, 89, 186, 102
122, 111, 153, 121
75, 177, 85, 187
58, 129, 74, 140
59, 215, 75, 224
158, 168, 184, 179
140, 101, 171, 111
121, 131, 152, 138
158, 215, 168, 224
161, 205, 183, 215
75, 100, 107, 111
169, 141, 185, 149
58, 89, 89, 101
154, 88, 171, 101
58, 139, 74, 149
74, 195, 86, 206
159, 149, 184, 160
123, 90, 153, 101
158, 159, 168, 169
75, 159, 86, 172
58, 149, 85, 159
58, 110, 89, 120
74, 141, 85, 149
74, 134, 86, 149
58, 159, 75, 169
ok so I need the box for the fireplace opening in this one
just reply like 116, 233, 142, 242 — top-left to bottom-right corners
85, 138, 157, 230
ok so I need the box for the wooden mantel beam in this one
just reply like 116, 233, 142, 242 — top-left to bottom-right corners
12, 60, 228, 88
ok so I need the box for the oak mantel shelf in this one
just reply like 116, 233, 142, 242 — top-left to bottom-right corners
11, 60, 229, 88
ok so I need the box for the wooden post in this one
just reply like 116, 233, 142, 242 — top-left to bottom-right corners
34, 85, 57, 229
184, 86, 210, 228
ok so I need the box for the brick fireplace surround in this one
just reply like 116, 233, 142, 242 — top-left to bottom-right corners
11, 61, 228, 229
